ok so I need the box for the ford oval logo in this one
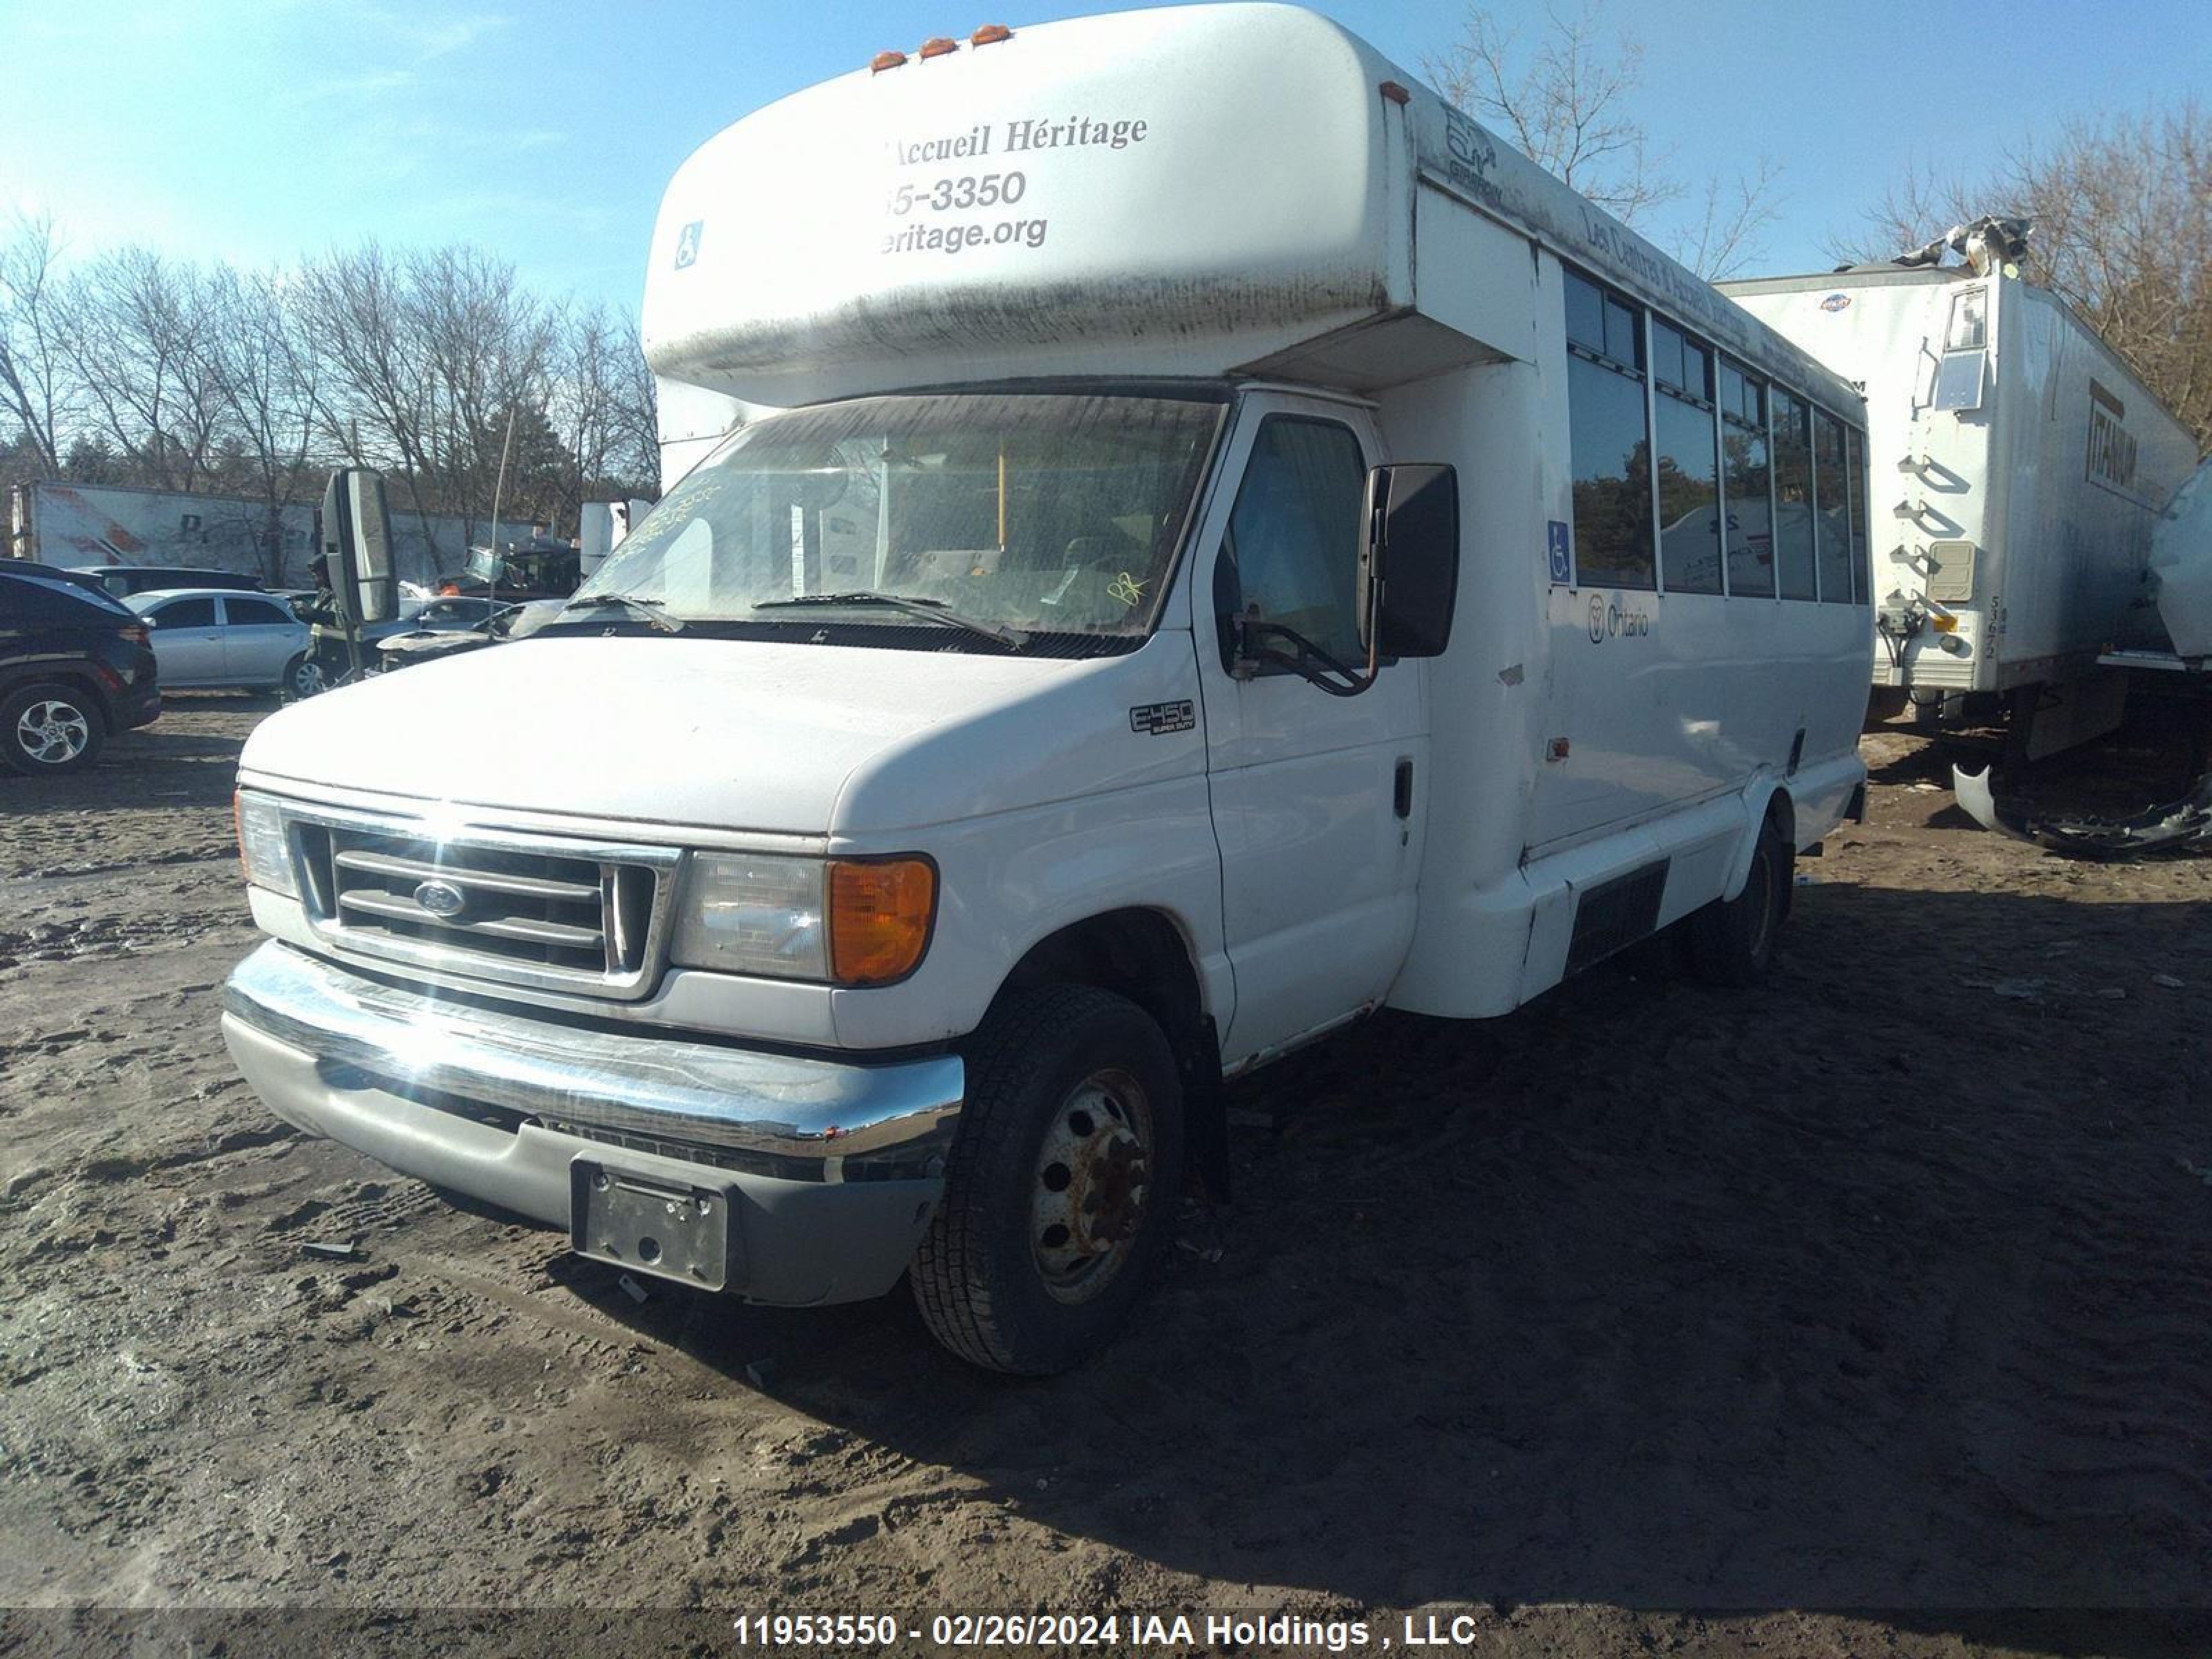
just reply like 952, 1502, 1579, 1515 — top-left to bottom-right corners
413, 879, 466, 919
1819, 292, 1853, 312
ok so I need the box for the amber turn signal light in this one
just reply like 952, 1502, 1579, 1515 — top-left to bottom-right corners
828, 858, 937, 986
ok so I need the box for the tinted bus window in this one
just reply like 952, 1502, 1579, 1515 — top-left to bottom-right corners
1720, 362, 1774, 598
1772, 391, 1817, 600
1565, 273, 1605, 354
1566, 270, 1654, 591
1653, 321, 1721, 595
1812, 409, 1852, 603
1845, 426, 1869, 603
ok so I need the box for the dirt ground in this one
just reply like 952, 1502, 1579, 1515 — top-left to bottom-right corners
3, 695, 2211, 1659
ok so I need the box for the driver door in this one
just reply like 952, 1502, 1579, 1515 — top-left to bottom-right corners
1192, 392, 1428, 1062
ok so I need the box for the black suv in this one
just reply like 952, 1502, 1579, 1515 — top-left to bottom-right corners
0, 564, 162, 774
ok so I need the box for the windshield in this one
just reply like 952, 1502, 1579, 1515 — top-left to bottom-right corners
573, 391, 1224, 640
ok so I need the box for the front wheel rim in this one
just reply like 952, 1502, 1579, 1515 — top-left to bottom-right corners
292, 661, 324, 695
17, 700, 91, 765
1030, 1067, 1154, 1304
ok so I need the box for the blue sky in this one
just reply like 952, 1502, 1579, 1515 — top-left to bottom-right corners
3, 0, 2204, 317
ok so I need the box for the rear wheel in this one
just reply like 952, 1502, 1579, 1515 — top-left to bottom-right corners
1683, 814, 1792, 987
912, 985, 1185, 1374
1, 683, 106, 776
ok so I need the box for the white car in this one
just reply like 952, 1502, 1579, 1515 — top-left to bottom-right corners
126, 588, 315, 697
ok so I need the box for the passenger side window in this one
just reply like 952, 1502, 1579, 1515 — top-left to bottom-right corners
1719, 362, 1775, 599
153, 597, 218, 628
1812, 410, 1852, 604
222, 597, 292, 626
1651, 319, 1723, 596
1564, 269, 1656, 591
1770, 391, 1818, 601
1215, 415, 1366, 674
1845, 427, 1870, 604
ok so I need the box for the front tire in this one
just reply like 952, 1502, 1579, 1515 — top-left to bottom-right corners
1, 683, 106, 775
912, 985, 1185, 1375
1683, 815, 1792, 987
283, 654, 324, 701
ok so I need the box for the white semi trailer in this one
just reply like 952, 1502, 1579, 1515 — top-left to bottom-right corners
1723, 241, 2199, 759
221, 3, 1873, 1371
2149, 457, 2212, 662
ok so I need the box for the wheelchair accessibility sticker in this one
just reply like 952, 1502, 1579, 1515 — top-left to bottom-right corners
1547, 520, 1572, 584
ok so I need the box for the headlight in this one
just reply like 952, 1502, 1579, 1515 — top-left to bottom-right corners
671, 853, 936, 986
672, 854, 827, 979
234, 790, 297, 899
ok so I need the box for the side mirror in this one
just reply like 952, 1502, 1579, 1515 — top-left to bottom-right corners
320, 467, 398, 626
1358, 462, 1459, 660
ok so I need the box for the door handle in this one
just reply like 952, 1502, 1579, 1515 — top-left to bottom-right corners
1394, 758, 1414, 818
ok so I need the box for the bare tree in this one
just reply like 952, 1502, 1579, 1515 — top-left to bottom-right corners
60, 248, 232, 494
9, 218, 660, 549
547, 303, 619, 529
0, 214, 75, 487
1421, 3, 1784, 276
1833, 102, 2212, 447
205, 268, 322, 582
607, 337, 660, 495
1824, 157, 1979, 269
1424, 6, 1676, 223
1677, 156, 1785, 283
547, 303, 662, 523
297, 242, 444, 529
406, 245, 554, 543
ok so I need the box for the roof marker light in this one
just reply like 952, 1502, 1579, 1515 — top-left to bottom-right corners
919, 36, 957, 59
1379, 80, 1411, 104
871, 49, 908, 72
971, 23, 1013, 45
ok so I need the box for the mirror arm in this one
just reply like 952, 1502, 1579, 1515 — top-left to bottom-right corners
1229, 607, 1263, 682
1233, 613, 1374, 698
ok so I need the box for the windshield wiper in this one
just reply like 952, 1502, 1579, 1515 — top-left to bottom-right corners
752, 591, 1026, 650
556, 594, 684, 632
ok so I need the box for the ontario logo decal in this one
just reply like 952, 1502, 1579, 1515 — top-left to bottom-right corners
1588, 594, 1651, 643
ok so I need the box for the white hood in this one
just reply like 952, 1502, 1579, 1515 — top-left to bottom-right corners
238, 632, 1203, 838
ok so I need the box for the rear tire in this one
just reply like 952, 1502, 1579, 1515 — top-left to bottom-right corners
1, 682, 106, 776
1683, 815, 1792, 987
912, 985, 1185, 1375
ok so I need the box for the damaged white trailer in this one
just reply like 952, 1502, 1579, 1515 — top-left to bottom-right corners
1723, 230, 2199, 760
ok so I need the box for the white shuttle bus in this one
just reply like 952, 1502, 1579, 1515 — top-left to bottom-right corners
222, 3, 1872, 1371
1723, 241, 2197, 758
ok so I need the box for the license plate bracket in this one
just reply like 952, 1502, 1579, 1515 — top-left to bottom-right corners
568, 1159, 737, 1292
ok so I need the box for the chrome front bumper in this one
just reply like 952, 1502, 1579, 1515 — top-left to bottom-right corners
221, 941, 964, 1306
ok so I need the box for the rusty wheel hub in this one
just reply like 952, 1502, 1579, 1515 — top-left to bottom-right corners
1030, 1067, 1152, 1304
